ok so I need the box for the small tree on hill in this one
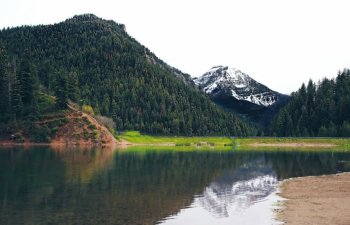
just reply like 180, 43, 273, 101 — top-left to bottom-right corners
55, 73, 68, 109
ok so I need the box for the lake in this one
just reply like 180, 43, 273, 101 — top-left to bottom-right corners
1, 147, 350, 225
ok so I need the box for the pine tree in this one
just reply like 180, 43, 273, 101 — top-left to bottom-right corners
327, 122, 338, 137
55, 73, 68, 109
18, 50, 38, 106
0, 45, 8, 115
9, 61, 23, 120
101, 94, 110, 115
318, 126, 327, 137
67, 70, 79, 102
340, 121, 350, 137
285, 113, 294, 136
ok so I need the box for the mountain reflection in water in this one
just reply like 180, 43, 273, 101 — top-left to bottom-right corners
199, 171, 277, 217
159, 158, 279, 224
1, 147, 350, 225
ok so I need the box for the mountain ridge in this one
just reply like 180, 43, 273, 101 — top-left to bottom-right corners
194, 66, 290, 125
0, 14, 251, 136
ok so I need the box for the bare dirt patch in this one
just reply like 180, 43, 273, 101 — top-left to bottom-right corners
51, 110, 117, 147
278, 172, 350, 225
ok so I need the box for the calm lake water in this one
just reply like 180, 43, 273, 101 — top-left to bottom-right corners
1, 147, 350, 225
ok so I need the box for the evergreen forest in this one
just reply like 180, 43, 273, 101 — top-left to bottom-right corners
0, 14, 250, 137
2, 14, 350, 139
269, 69, 350, 137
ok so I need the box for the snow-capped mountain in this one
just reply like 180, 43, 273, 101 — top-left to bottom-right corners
194, 66, 289, 124
194, 66, 280, 107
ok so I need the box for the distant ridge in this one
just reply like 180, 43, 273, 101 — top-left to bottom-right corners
194, 66, 290, 125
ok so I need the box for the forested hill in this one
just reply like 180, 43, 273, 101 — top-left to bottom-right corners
269, 69, 350, 137
0, 14, 250, 136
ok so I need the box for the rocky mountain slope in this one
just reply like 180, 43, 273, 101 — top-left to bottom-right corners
194, 66, 289, 125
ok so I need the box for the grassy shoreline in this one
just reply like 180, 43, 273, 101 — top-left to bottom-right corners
118, 131, 350, 151
119, 131, 233, 146
2, 130, 350, 151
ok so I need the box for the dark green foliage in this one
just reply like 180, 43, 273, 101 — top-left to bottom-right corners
88, 124, 97, 130
0, 48, 42, 121
9, 72, 23, 119
37, 92, 56, 114
18, 50, 38, 106
0, 48, 24, 121
55, 72, 68, 109
0, 45, 8, 114
67, 70, 79, 102
0, 14, 251, 136
270, 69, 350, 137
340, 121, 350, 137
30, 124, 51, 142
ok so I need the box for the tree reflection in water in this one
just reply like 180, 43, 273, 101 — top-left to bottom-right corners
0, 147, 350, 225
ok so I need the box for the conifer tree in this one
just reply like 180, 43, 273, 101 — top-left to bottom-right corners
318, 126, 327, 137
18, 50, 38, 106
340, 121, 350, 137
0, 45, 8, 114
67, 70, 79, 102
55, 73, 68, 109
9, 62, 23, 120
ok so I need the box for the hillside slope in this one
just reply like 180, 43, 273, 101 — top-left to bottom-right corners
0, 101, 117, 146
50, 107, 117, 146
0, 14, 250, 136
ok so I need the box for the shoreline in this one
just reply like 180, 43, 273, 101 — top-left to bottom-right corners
0, 140, 346, 149
277, 172, 350, 225
0, 140, 124, 148
249, 143, 337, 147
1, 137, 350, 150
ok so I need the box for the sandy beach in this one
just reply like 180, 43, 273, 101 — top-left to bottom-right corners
278, 172, 350, 225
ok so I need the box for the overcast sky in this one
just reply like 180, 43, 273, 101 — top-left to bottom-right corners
1, 0, 350, 94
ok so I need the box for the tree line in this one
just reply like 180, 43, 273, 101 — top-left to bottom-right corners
269, 69, 350, 137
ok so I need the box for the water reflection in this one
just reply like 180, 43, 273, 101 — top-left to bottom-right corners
0, 148, 350, 225
51, 146, 115, 184
198, 158, 278, 218
159, 158, 280, 225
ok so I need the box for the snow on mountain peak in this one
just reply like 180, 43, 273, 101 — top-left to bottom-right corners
194, 66, 280, 107
195, 66, 250, 91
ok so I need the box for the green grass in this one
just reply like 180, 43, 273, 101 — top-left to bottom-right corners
119, 131, 233, 146
119, 132, 350, 152
235, 137, 350, 151
120, 145, 233, 152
